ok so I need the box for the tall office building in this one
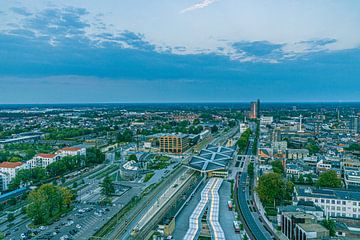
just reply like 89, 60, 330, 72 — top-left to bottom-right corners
350, 116, 359, 134
249, 100, 260, 119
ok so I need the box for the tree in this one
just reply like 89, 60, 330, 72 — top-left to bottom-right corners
256, 173, 293, 206
298, 174, 305, 184
128, 154, 137, 162
7, 213, 15, 222
8, 197, 16, 206
271, 161, 284, 174
316, 170, 342, 188
247, 162, 254, 179
211, 125, 219, 133
322, 219, 336, 236
193, 118, 200, 125
85, 148, 105, 165
26, 184, 74, 225
237, 129, 251, 153
305, 174, 314, 185
101, 175, 115, 197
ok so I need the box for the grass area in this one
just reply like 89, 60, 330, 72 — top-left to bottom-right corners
144, 172, 154, 182
148, 155, 172, 170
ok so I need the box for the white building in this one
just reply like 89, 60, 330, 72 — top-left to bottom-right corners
27, 153, 60, 169
0, 162, 26, 191
294, 187, 360, 219
239, 123, 248, 135
56, 147, 86, 157
260, 116, 273, 125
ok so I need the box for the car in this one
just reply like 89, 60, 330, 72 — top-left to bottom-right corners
39, 226, 47, 231
53, 231, 58, 236
76, 224, 81, 229
21, 233, 27, 239
60, 235, 69, 240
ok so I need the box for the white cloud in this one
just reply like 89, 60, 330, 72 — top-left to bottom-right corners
180, 0, 219, 14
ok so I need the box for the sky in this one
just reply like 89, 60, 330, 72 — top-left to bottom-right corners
0, 0, 360, 103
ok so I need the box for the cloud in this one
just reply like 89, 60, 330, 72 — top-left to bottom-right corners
180, 0, 219, 14
232, 41, 284, 57
10, 7, 32, 16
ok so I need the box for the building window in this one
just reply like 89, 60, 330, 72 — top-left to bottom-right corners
326, 200, 330, 204
342, 201, 346, 205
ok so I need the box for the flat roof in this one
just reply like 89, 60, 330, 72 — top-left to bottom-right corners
188, 145, 236, 172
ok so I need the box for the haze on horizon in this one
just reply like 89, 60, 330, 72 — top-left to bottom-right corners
0, 0, 360, 104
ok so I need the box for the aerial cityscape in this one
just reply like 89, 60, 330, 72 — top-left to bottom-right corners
1, 1, 360, 240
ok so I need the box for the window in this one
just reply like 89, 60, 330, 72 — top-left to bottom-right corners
353, 202, 357, 206
326, 200, 330, 204
332, 200, 336, 204
331, 206, 335, 210
315, 199, 318, 203
342, 201, 346, 205
337, 206, 341, 211
342, 207, 346, 211
353, 208, 357, 212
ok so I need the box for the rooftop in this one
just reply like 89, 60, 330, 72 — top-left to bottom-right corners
188, 145, 236, 172
0, 161, 24, 169
297, 186, 360, 201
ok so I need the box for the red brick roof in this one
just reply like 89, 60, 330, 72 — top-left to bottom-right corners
0, 161, 24, 168
36, 153, 56, 158
60, 147, 81, 152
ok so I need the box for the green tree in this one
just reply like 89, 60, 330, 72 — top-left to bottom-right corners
101, 175, 115, 197
322, 219, 336, 236
305, 174, 314, 185
7, 213, 15, 222
298, 174, 305, 184
211, 125, 219, 133
271, 161, 284, 174
8, 198, 16, 206
247, 162, 254, 179
26, 184, 73, 225
316, 170, 342, 188
256, 173, 293, 206
128, 154, 137, 162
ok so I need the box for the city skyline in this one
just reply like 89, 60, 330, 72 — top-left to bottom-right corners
1, 0, 360, 103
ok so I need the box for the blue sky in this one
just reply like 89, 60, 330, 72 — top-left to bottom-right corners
0, 0, 360, 103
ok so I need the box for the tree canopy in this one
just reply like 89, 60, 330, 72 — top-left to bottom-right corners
316, 170, 342, 188
26, 184, 74, 225
256, 173, 294, 206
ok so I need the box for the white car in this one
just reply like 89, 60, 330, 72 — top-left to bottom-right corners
60, 235, 69, 240
39, 226, 47, 231
76, 224, 81, 229
21, 233, 26, 239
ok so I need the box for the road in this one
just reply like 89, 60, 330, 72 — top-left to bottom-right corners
235, 137, 273, 240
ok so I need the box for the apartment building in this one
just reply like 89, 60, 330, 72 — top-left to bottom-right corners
0, 162, 26, 191
159, 134, 190, 154
26, 153, 60, 168
56, 147, 86, 157
294, 187, 360, 219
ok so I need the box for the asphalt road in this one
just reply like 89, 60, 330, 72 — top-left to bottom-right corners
236, 137, 273, 240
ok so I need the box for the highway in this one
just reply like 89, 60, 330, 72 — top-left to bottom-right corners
235, 137, 273, 240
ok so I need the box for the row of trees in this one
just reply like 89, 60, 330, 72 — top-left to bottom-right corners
9, 148, 105, 190
237, 129, 251, 153
27, 184, 74, 225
